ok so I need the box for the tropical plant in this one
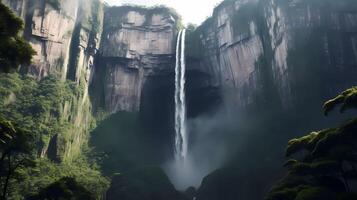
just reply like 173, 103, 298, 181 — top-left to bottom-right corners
266, 87, 357, 200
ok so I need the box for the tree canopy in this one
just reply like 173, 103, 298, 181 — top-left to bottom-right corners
0, 117, 35, 200
0, 2, 35, 72
266, 86, 357, 200
26, 177, 95, 200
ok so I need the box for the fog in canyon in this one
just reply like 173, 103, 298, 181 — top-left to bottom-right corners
1, 0, 357, 199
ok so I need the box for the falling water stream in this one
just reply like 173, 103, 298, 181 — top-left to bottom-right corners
174, 29, 187, 161
168, 30, 222, 189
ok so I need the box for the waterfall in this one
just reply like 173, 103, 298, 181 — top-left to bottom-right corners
174, 29, 187, 160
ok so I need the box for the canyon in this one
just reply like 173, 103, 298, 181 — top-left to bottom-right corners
3, 0, 357, 199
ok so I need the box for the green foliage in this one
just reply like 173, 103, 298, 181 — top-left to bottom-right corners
323, 87, 357, 116
0, 4, 23, 36
0, 118, 33, 153
90, 112, 149, 175
10, 158, 109, 199
0, 73, 88, 161
0, 117, 36, 199
286, 131, 322, 157
266, 87, 357, 200
0, 2, 107, 198
0, 117, 35, 166
27, 177, 95, 200
0, 74, 108, 199
0, 2, 36, 72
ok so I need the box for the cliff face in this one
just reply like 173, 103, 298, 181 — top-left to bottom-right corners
188, 1, 357, 199
94, 6, 179, 113
25, 0, 78, 80
265, 0, 357, 107
3, 0, 104, 162
3, 1, 179, 161
2, 0, 27, 19
4, 0, 357, 167
187, 0, 357, 111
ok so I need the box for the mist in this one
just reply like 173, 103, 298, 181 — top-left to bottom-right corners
164, 104, 239, 190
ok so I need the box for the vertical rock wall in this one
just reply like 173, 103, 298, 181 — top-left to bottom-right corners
3, 0, 105, 162
4, 1, 180, 161
187, 0, 357, 111
94, 6, 179, 113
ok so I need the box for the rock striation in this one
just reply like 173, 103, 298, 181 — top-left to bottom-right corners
94, 6, 179, 112
187, 0, 357, 111
3, 0, 180, 161
4, 0, 357, 164
3, 0, 105, 162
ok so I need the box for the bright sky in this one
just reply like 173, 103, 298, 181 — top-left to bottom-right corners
104, 0, 223, 25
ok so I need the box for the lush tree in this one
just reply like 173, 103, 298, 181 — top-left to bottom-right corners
266, 87, 357, 200
0, 118, 34, 200
0, 74, 109, 199
323, 86, 357, 116
26, 177, 95, 200
0, 2, 35, 72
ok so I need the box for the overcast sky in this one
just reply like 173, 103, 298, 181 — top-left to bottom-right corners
104, 0, 223, 25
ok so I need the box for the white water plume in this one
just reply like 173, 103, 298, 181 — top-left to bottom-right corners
174, 29, 187, 161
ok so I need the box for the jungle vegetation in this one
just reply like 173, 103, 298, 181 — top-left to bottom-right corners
266, 87, 357, 200
0, 2, 108, 199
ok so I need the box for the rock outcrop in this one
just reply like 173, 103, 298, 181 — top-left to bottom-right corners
94, 6, 179, 113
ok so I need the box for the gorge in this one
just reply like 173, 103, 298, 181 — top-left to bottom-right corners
1, 0, 357, 199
